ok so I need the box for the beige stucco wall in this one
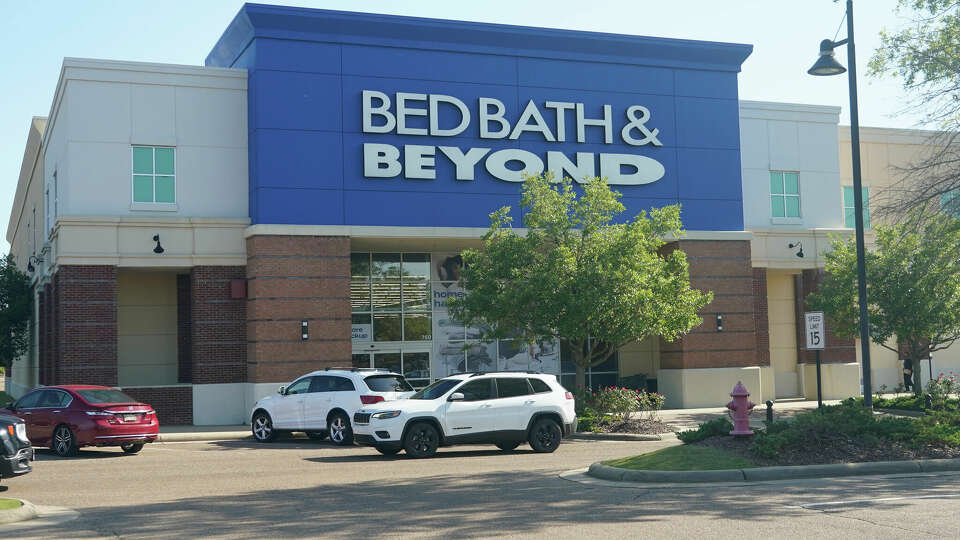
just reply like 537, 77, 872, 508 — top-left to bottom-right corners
117, 270, 178, 386
660, 366, 768, 409
767, 270, 800, 397
799, 362, 861, 400
619, 336, 658, 379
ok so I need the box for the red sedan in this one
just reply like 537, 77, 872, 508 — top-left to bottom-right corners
0, 385, 159, 457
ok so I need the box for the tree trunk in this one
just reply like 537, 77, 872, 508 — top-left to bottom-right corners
913, 360, 924, 396
575, 366, 586, 388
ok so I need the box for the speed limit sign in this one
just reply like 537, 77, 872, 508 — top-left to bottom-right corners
805, 311, 825, 350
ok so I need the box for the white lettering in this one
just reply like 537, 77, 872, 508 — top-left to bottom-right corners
544, 101, 575, 142
621, 105, 662, 146
362, 90, 395, 134
546, 151, 596, 183
438, 146, 490, 181
599, 153, 665, 185
479, 97, 510, 139
485, 149, 545, 182
508, 100, 555, 141
396, 92, 428, 136
429, 95, 470, 137
363, 143, 402, 178
576, 103, 613, 144
404, 145, 436, 180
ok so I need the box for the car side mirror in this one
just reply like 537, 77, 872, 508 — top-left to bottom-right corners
448, 392, 465, 402
5, 402, 14, 411
278, 386, 286, 395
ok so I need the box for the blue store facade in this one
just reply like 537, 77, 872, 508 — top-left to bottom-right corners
205, 4, 765, 408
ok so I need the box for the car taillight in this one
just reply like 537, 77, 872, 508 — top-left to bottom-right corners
360, 395, 385, 405
565, 392, 574, 400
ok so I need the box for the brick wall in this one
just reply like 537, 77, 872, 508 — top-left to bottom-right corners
177, 274, 192, 383
794, 269, 856, 364
753, 268, 770, 368
191, 267, 246, 384
52, 266, 118, 386
660, 240, 763, 370
246, 235, 351, 382
120, 386, 193, 426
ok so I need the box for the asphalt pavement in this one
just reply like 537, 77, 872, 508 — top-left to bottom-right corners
3, 433, 959, 539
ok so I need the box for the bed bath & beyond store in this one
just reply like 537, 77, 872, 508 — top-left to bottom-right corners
11, 4, 924, 425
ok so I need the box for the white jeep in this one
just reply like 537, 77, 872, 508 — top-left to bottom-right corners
352, 371, 577, 457
250, 368, 415, 445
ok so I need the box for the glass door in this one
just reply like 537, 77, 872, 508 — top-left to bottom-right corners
352, 345, 431, 389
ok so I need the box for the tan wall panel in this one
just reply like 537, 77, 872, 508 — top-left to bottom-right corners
117, 271, 178, 386
619, 337, 659, 378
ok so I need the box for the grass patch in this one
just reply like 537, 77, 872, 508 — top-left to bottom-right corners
0, 391, 12, 407
604, 445, 756, 471
0, 499, 23, 511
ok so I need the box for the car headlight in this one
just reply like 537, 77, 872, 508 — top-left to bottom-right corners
15, 423, 29, 444
372, 410, 401, 419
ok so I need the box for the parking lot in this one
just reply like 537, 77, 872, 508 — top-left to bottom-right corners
5, 435, 960, 539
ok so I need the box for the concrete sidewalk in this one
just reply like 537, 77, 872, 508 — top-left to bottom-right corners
157, 398, 845, 443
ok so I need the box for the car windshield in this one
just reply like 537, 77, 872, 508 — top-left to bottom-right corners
75, 389, 139, 404
408, 378, 460, 400
364, 375, 414, 393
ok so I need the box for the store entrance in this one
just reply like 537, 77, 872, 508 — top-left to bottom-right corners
352, 344, 431, 389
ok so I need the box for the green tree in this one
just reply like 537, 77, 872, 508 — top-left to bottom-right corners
447, 173, 712, 388
808, 213, 960, 394
0, 254, 32, 374
869, 0, 960, 219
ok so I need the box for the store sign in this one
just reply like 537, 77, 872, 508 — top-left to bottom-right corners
361, 90, 665, 185
352, 324, 371, 342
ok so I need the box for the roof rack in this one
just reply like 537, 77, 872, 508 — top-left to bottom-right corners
467, 370, 543, 377
323, 367, 390, 372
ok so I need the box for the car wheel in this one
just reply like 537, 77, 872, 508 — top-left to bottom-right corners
252, 411, 277, 442
375, 446, 401, 456
403, 422, 439, 458
121, 443, 144, 454
528, 418, 562, 453
306, 431, 328, 441
495, 441, 521, 451
52, 425, 79, 457
327, 412, 354, 446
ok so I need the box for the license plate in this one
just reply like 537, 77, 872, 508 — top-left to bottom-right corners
124, 414, 137, 422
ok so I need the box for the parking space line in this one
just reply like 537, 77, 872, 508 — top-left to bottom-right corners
785, 493, 960, 509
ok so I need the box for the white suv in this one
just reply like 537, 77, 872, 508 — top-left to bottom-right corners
352, 372, 577, 457
251, 368, 415, 445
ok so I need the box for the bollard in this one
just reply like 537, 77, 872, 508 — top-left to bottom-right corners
765, 400, 774, 424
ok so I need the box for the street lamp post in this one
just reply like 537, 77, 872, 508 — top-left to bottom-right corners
808, 0, 873, 407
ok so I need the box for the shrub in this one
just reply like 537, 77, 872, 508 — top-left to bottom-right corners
927, 373, 960, 410
595, 386, 642, 423
640, 391, 666, 421
677, 417, 733, 444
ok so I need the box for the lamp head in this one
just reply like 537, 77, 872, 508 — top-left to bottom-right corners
808, 39, 846, 76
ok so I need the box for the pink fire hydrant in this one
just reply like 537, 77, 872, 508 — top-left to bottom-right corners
726, 381, 755, 436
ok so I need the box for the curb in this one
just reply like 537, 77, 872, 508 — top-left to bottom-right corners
0, 499, 38, 525
157, 431, 251, 443
587, 457, 960, 483
570, 432, 664, 442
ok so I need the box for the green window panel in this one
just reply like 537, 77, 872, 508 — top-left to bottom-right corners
155, 176, 175, 203
154, 147, 175, 174
771, 195, 785, 218
769, 171, 784, 194
784, 196, 800, 217
133, 147, 154, 174
842, 186, 870, 228
784, 172, 799, 195
133, 175, 154, 203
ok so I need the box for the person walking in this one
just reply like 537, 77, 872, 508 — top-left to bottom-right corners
903, 357, 913, 393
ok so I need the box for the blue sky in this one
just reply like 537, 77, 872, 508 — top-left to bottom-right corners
0, 0, 921, 252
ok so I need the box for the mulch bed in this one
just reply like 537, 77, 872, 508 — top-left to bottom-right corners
590, 417, 679, 435
693, 434, 960, 467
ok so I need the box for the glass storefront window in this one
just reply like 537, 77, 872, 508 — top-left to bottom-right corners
402, 282, 430, 311
372, 253, 401, 279
373, 314, 402, 342
372, 281, 402, 312
403, 352, 430, 387
403, 313, 432, 341
351, 281, 371, 312
401, 253, 430, 281
351, 253, 370, 280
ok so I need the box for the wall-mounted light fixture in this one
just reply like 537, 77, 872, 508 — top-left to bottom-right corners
301, 320, 309, 341
152, 234, 164, 254
716, 313, 724, 332
26, 254, 43, 273
788, 241, 805, 258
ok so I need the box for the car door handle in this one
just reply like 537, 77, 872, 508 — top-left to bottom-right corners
480, 404, 493, 408
524, 400, 536, 405
21, 412, 32, 415
53, 410, 61, 414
